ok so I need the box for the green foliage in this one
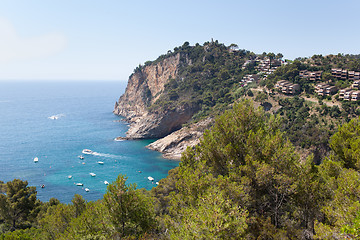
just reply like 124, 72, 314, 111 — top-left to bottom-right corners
38, 203, 75, 239
103, 175, 156, 237
62, 200, 113, 240
72, 194, 86, 218
342, 211, 360, 239
0, 227, 42, 240
277, 97, 332, 162
148, 41, 253, 121
0, 179, 37, 231
255, 91, 268, 103
165, 184, 248, 239
175, 100, 314, 238
330, 117, 360, 169
314, 161, 360, 239
313, 118, 360, 238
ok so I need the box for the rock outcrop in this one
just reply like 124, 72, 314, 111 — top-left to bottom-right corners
114, 53, 183, 119
114, 52, 198, 140
114, 52, 208, 158
147, 118, 213, 159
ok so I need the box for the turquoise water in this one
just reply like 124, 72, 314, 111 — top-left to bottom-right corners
0, 81, 178, 203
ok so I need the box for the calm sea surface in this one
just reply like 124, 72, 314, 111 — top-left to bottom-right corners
0, 81, 178, 203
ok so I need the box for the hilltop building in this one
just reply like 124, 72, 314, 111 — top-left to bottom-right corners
275, 80, 300, 95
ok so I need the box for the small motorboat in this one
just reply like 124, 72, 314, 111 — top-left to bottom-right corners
89, 173, 96, 177
78, 155, 84, 160
41, 184, 45, 188
82, 149, 93, 154
76, 183, 83, 186
104, 181, 109, 185
85, 188, 90, 192
156, 182, 159, 185
82, 149, 93, 155
68, 175, 72, 179
97, 161, 104, 165
147, 176, 154, 181
34, 157, 39, 163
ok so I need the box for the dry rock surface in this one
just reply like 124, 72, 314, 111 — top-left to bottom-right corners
147, 118, 213, 159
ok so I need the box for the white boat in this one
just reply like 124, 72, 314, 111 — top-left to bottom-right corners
147, 176, 154, 181
85, 188, 90, 192
78, 155, 84, 160
48, 116, 59, 120
68, 175, 72, 179
89, 173, 96, 177
76, 183, 83, 186
104, 181, 109, 185
34, 157, 39, 163
82, 149, 93, 155
97, 161, 104, 165
156, 182, 159, 185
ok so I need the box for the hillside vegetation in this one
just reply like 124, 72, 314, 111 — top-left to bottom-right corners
143, 41, 258, 120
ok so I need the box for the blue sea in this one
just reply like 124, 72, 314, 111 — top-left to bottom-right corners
0, 81, 178, 203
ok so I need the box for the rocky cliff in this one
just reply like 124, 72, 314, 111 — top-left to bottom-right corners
114, 53, 182, 119
114, 52, 194, 139
114, 52, 205, 158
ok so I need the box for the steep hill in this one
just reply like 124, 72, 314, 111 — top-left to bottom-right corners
114, 41, 256, 158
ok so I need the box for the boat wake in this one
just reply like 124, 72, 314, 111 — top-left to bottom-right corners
48, 114, 65, 120
90, 151, 123, 159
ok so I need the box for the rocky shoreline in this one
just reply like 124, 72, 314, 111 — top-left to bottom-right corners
146, 117, 213, 159
114, 118, 212, 160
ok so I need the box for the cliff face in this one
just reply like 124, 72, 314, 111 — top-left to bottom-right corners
114, 53, 182, 118
114, 53, 197, 140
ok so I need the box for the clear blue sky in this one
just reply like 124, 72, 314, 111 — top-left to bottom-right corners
0, 0, 359, 81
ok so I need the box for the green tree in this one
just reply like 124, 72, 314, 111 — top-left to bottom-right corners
229, 43, 239, 51
330, 117, 360, 170
314, 118, 360, 238
293, 156, 324, 237
165, 185, 248, 240
315, 164, 360, 239
267, 52, 276, 68
179, 100, 307, 237
0, 227, 42, 240
276, 53, 283, 59
71, 194, 86, 218
322, 72, 333, 82
103, 175, 156, 237
0, 179, 37, 231
255, 91, 268, 104
62, 200, 113, 240
39, 203, 74, 239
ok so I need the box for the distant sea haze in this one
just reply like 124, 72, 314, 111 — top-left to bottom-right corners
0, 81, 178, 203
